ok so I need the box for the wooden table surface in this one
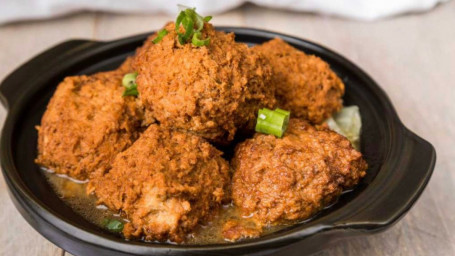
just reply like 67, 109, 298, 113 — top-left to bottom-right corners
1, 2, 454, 256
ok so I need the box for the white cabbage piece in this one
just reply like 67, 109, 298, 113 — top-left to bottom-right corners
326, 106, 361, 150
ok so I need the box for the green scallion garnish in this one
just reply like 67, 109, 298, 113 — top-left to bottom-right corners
104, 219, 124, 232
274, 108, 290, 116
255, 108, 291, 138
152, 29, 169, 44
178, 17, 194, 44
192, 32, 210, 46
175, 6, 211, 47
122, 72, 138, 97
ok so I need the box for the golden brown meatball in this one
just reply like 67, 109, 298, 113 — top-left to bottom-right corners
87, 125, 231, 243
133, 22, 276, 143
231, 119, 367, 226
35, 68, 144, 180
253, 38, 344, 124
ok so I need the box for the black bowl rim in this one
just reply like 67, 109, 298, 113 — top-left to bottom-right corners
0, 27, 436, 255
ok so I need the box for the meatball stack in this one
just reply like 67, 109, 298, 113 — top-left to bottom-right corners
36, 15, 367, 243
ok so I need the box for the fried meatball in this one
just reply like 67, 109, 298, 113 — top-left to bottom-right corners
88, 125, 231, 243
35, 68, 144, 180
232, 119, 367, 225
133, 22, 276, 143
253, 38, 344, 124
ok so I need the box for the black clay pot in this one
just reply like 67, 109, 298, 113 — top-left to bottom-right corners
0, 27, 436, 256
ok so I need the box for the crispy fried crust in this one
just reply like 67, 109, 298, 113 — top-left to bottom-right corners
222, 219, 261, 242
133, 23, 276, 143
253, 38, 344, 124
35, 68, 144, 180
232, 119, 367, 225
87, 125, 231, 242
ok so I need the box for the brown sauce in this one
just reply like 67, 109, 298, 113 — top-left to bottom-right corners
42, 168, 290, 245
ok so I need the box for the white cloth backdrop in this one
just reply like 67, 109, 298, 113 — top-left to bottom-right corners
0, 0, 450, 24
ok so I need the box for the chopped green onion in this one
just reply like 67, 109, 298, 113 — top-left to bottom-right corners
122, 72, 138, 97
192, 32, 210, 46
123, 87, 138, 97
175, 11, 186, 31
176, 12, 194, 45
185, 8, 203, 32
122, 72, 137, 88
174, 6, 211, 47
177, 34, 186, 46
255, 108, 291, 138
152, 29, 169, 44
182, 18, 194, 41
274, 108, 290, 116
104, 219, 124, 232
